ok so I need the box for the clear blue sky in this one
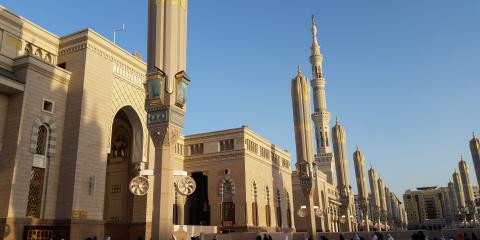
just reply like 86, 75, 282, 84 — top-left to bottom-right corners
4, 0, 480, 197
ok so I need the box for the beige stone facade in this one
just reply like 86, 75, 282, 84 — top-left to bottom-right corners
182, 127, 294, 232
0, 6, 296, 240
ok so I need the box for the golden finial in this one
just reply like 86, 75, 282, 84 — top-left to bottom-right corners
356, 144, 359, 151
297, 65, 301, 76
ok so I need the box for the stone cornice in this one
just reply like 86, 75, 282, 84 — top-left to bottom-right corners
185, 127, 245, 140
13, 55, 71, 85
184, 149, 244, 161
60, 29, 146, 72
59, 31, 146, 89
58, 43, 87, 56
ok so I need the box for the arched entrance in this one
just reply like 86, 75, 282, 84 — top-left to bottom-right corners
185, 172, 210, 225
104, 106, 143, 240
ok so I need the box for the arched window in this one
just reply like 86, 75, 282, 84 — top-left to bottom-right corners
276, 189, 282, 228
26, 125, 49, 218
286, 192, 292, 228
265, 186, 271, 227
43, 53, 52, 64
252, 182, 258, 226
34, 48, 42, 58
221, 180, 235, 225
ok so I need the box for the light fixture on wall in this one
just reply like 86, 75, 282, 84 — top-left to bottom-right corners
89, 176, 96, 195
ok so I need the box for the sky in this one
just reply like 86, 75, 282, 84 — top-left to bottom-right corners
3, 0, 480, 198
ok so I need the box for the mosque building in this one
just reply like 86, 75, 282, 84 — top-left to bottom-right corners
0, 5, 294, 240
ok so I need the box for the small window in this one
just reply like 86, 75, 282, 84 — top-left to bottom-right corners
42, 100, 54, 113
190, 143, 204, 155
111, 184, 121, 193
57, 62, 66, 69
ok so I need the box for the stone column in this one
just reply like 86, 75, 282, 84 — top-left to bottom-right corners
353, 146, 370, 232
331, 119, 355, 232
177, 194, 186, 225
291, 67, 316, 239
470, 133, 480, 195
368, 168, 381, 231
145, 0, 190, 238
453, 170, 467, 225
377, 178, 387, 231
459, 158, 477, 225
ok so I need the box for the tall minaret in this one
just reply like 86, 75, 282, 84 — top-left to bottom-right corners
145, 0, 190, 239
331, 119, 355, 232
310, 16, 335, 184
470, 132, 480, 193
378, 178, 388, 230
369, 167, 381, 230
353, 146, 370, 232
291, 66, 317, 238
459, 157, 477, 222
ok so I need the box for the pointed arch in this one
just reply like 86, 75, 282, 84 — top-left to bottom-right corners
251, 180, 259, 226
218, 176, 236, 196
30, 116, 57, 157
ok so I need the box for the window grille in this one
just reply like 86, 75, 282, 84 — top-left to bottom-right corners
26, 167, 45, 218
35, 126, 48, 155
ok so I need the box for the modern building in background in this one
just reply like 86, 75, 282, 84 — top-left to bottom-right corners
403, 187, 453, 230
403, 184, 480, 230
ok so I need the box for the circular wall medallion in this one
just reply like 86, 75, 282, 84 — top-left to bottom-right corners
176, 176, 196, 196
129, 176, 149, 196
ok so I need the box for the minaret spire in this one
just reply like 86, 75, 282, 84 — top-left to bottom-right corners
311, 15, 321, 60
309, 15, 333, 184
311, 15, 319, 46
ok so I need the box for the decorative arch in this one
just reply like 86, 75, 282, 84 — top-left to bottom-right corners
218, 176, 236, 196
30, 116, 57, 157
265, 185, 272, 226
276, 189, 283, 227
109, 105, 144, 164
43, 53, 52, 64
34, 48, 42, 58
265, 186, 271, 202
286, 191, 292, 228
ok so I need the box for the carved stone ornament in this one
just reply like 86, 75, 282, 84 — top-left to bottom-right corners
149, 126, 180, 148
175, 176, 196, 196
129, 176, 149, 196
